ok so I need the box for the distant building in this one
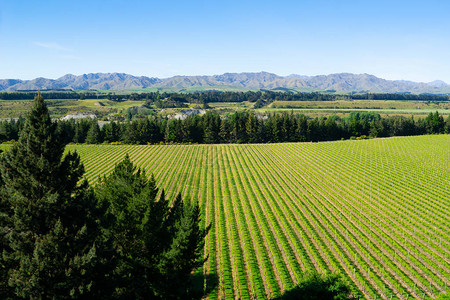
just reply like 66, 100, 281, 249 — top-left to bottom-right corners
60, 113, 97, 121
172, 109, 206, 120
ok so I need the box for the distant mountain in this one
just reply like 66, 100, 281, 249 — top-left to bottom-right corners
286, 74, 311, 80
10, 77, 66, 91
155, 72, 308, 90
427, 80, 448, 88
1, 72, 449, 94
5, 73, 161, 91
0, 79, 22, 90
57, 73, 161, 90
300, 73, 444, 93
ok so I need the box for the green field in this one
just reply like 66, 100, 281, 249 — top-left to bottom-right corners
1, 135, 449, 299
2, 98, 450, 119
261, 100, 450, 118
269, 100, 450, 110
0, 99, 146, 118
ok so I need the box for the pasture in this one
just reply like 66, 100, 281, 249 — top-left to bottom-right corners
262, 100, 450, 118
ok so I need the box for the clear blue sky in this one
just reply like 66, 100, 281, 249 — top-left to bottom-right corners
1, 0, 449, 83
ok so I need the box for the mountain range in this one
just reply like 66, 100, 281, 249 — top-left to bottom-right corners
1, 72, 449, 94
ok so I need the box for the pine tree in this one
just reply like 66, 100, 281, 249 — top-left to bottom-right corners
103, 121, 120, 143
95, 155, 207, 299
156, 193, 207, 299
0, 93, 113, 298
85, 121, 102, 144
0, 151, 13, 298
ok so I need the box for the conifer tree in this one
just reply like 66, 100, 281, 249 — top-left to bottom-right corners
95, 155, 207, 299
0, 152, 13, 298
0, 93, 113, 298
85, 121, 102, 144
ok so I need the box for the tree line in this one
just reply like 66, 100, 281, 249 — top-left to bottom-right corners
1, 111, 449, 145
2, 90, 449, 103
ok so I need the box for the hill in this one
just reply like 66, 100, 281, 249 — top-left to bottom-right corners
2, 72, 450, 93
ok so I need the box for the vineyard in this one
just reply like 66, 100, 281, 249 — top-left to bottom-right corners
1, 135, 449, 299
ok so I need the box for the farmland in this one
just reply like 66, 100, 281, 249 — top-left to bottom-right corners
2, 93, 450, 120
0, 98, 146, 119
1, 135, 449, 299
260, 100, 450, 119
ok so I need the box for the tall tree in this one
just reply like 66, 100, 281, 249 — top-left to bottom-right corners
0, 93, 113, 298
103, 121, 120, 143
446, 115, 450, 134
245, 111, 259, 143
424, 111, 445, 134
0, 149, 13, 298
95, 155, 208, 299
85, 120, 102, 144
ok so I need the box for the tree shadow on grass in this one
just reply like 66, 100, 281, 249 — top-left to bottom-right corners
190, 271, 218, 299
271, 272, 360, 300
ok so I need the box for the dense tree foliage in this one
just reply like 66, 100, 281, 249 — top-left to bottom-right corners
0, 94, 208, 299
0, 117, 24, 142
0, 149, 13, 298
1, 110, 444, 145
2, 90, 449, 102
0, 93, 113, 298
95, 156, 207, 299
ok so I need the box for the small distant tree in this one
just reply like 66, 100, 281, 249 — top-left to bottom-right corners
0, 93, 113, 298
95, 155, 208, 299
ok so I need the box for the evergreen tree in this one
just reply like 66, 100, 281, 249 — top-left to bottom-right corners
56, 120, 76, 144
219, 118, 231, 143
0, 150, 13, 298
85, 121, 102, 144
446, 115, 450, 134
245, 111, 258, 143
424, 111, 445, 133
103, 121, 120, 143
165, 119, 178, 143
295, 114, 308, 142
0, 93, 113, 298
123, 120, 139, 144
95, 155, 208, 299
73, 119, 91, 143
203, 113, 220, 144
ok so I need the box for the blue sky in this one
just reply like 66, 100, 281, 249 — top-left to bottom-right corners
1, 0, 449, 82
